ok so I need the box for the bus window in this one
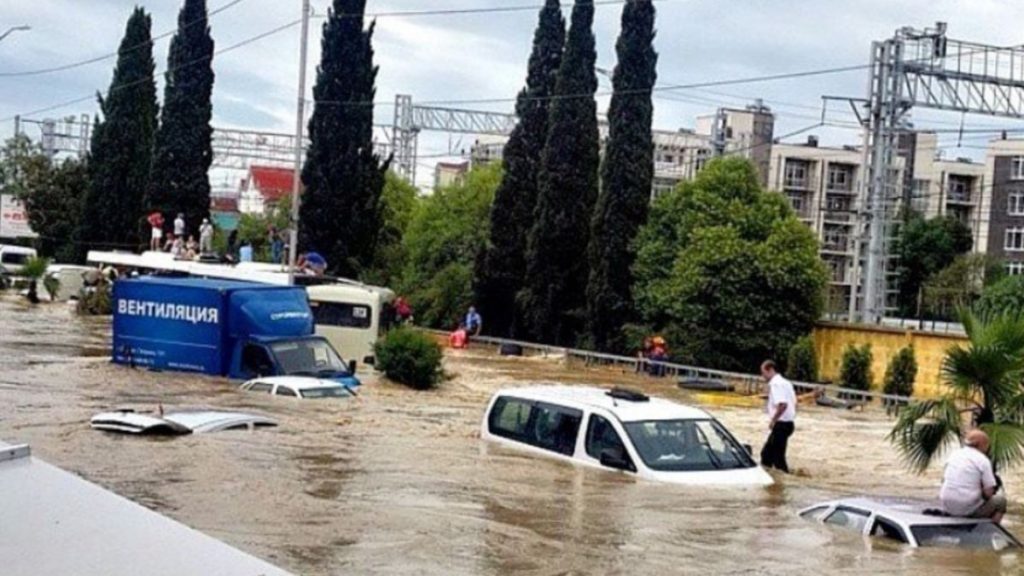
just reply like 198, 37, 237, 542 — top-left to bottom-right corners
311, 302, 372, 329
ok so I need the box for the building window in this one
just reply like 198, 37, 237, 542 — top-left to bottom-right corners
946, 175, 972, 203
911, 179, 929, 213
823, 225, 849, 252
786, 191, 807, 216
1013, 157, 1024, 181
1010, 193, 1024, 216
827, 164, 853, 192
784, 159, 809, 189
1006, 227, 1024, 252
1007, 262, 1024, 276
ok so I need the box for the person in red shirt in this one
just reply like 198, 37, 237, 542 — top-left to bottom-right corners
449, 324, 468, 349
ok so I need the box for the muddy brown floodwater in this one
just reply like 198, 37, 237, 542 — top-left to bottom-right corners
0, 293, 1020, 575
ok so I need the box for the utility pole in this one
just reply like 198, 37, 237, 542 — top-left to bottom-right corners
288, 0, 311, 285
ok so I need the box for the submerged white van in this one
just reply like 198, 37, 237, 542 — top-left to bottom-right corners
0, 244, 37, 275
481, 386, 773, 487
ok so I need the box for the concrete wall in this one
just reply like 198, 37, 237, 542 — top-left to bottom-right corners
812, 322, 968, 398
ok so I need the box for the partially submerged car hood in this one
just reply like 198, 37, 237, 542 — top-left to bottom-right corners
91, 410, 277, 435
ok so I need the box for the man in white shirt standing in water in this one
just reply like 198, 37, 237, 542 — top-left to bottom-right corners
760, 359, 797, 473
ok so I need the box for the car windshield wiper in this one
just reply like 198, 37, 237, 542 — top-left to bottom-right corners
695, 428, 724, 470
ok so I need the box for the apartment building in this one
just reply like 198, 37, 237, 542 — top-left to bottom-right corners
985, 138, 1024, 275
908, 132, 987, 250
768, 139, 875, 316
433, 161, 469, 189
467, 102, 775, 198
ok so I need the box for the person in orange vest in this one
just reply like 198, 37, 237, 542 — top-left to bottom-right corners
449, 323, 468, 349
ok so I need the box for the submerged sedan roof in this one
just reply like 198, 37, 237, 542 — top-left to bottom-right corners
497, 385, 710, 422
813, 497, 1002, 527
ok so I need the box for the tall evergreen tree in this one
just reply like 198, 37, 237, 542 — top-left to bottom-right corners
519, 0, 600, 345
80, 8, 159, 251
147, 0, 215, 234
473, 0, 565, 337
300, 0, 389, 278
586, 0, 657, 352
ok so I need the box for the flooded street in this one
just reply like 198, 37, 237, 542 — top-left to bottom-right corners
1, 293, 1019, 575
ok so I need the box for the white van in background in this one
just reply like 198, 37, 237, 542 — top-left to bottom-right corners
306, 283, 395, 366
0, 244, 37, 275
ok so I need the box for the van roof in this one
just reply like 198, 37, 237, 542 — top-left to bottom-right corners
495, 385, 711, 422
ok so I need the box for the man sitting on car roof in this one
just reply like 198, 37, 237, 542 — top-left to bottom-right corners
940, 429, 1006, 524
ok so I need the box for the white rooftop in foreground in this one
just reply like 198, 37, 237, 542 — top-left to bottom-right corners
0, 441, 291, 576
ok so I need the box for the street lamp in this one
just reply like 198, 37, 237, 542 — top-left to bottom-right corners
0, 25, 30, 44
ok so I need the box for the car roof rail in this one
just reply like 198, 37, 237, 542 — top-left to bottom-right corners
606, 387, 649, 402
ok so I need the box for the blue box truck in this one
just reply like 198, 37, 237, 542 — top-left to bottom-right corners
112, 277, 360, 387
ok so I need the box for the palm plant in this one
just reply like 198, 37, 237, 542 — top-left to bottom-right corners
20, 256, 49, 304
889, 307, 1024, 473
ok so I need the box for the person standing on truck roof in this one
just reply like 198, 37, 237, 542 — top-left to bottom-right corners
940, 429, 1006, 525
465, 306, 482, 336
760, 359, 796, 474
199, 218, 214, 254
174, 213, 186, 238
147, 212, 164, 251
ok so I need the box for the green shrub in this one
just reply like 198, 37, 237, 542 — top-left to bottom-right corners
374, 328, 443, 390
786, 336, 818, 382
839, 344, 873, 391
77, 287, 112, 316
884, 346, 917, 398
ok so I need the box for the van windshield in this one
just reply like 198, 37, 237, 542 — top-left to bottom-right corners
622, 419, 756, 472
270, 339, 349, 377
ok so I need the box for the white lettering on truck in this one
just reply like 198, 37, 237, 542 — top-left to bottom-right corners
270, 311, 310, 321
117, 299, 219, 325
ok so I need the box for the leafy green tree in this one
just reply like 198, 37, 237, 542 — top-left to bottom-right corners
976, 274, 1024, 317
839, 344, 873, 391
890, 309, 1024, 472
786, 336, 818, 382
147, 0, 215, 235
0, 134, 48, 196
17, 157, 89, 263
896, 215, 973, 317
922, 253, 1003, 320
400, 164, 500, 328
632, 157, 827, 371
474, 0, 564, 338
300, 0, 389, 278
234, 198, 289, 262
519, 0, 600, 345
80, 7, 159, 252
884, 345, 917, 398
586, 0, 657, 353
364, 171, 419, 287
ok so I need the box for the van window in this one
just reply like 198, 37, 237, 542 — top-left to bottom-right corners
1, 252, 30, 266
488, 397, 533, 439
312, 302, 372, 329
275, 386, 298, 397
527, 403, 582, 456
242, 345, 275, 377
585, 415, 628, 460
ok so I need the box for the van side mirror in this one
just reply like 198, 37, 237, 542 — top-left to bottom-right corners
347, 359, 357, 375
599, 448, 633, 472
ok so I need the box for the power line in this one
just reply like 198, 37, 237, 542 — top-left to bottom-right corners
0, 0, 248, 78
1, 17, 304, 123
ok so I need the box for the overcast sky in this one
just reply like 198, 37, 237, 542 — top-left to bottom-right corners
4, 0, 1024, 188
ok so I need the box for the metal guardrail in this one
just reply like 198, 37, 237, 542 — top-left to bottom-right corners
428, 330, 915, 408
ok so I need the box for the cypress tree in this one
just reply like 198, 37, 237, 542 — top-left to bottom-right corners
80, 8, 159, 251
147, 0, 215, 235
473, 0, 565, 337
300, 0, 389, 278
586, 0, 657, 352
519, 0, 600, 345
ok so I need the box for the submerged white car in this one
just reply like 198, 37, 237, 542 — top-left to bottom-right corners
90, 409, 277, 435
240, 376, 356, 399
481, 386, 773, 486
800, 497, 1021, 550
